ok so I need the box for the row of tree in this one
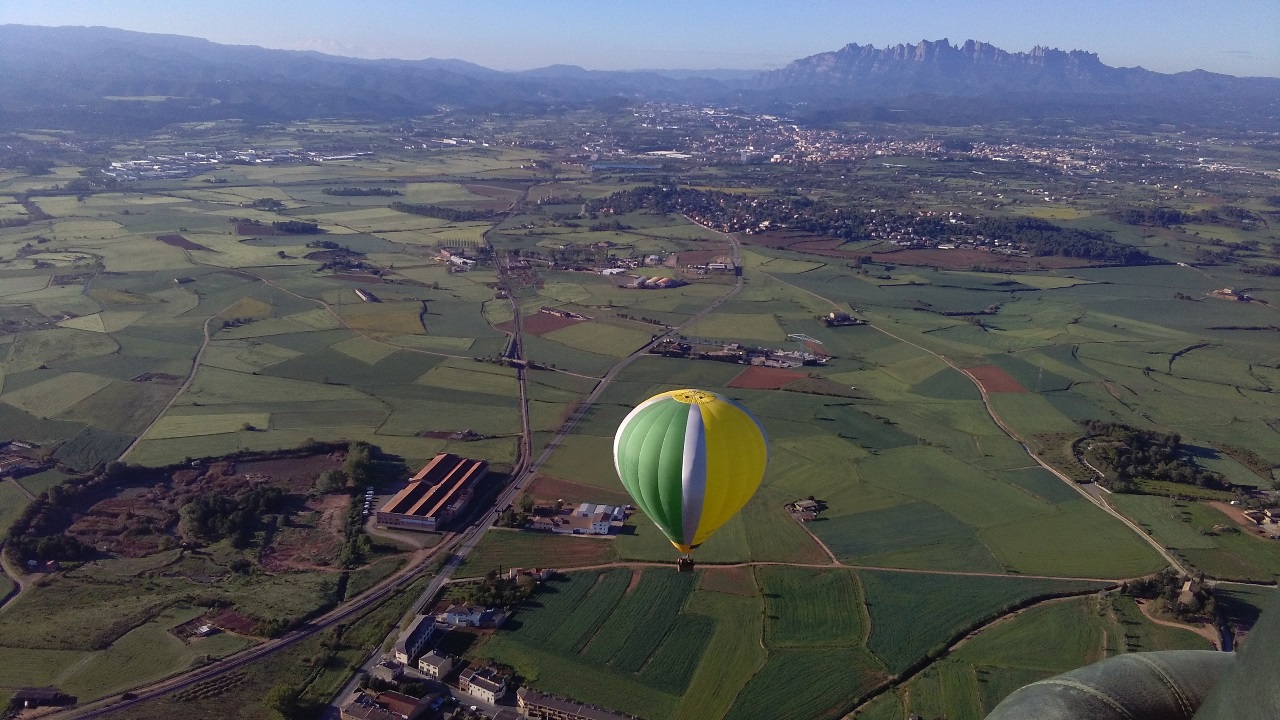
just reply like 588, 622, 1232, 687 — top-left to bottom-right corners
389, 201, 492, 222
322, 187, 402, 196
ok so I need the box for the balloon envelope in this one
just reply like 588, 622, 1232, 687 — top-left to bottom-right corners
613, 389, 768, 554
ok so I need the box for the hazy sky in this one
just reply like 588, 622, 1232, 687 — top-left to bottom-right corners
1, 0, 1277, 76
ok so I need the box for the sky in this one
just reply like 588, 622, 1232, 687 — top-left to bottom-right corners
0, 0, 1277, 77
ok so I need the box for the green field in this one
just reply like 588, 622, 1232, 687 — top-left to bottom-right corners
858, 571, 1109, 674
759, 566, 864, 647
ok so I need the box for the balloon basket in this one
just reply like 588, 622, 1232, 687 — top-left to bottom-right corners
676, 556, 695, 573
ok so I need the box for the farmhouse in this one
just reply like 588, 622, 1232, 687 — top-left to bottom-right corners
527, 503, 625, 536
823, 311, 864, 327
436, 604, 508, 629
376, 453, 489, 533
459, 666, 508, 704
392, 614, 441, 664
516, 688, 638, 720
12, 688, 65, 709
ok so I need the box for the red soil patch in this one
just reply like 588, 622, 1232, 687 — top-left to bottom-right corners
209, 609, 257, 635
495, 313, 587, 336
699, 566, 757, 596
465, 183, 522, 200
676, 249, 731, 265
804, 340, 832, 357
156, 234, 211, 251
728, 365, 807, 390
525, 475, 631, 505
966, 365, 1027, 393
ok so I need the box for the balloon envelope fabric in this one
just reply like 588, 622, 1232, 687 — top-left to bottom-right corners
613, 389, 768, 554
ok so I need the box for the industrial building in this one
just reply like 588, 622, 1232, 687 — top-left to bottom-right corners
376, 453, 489, 532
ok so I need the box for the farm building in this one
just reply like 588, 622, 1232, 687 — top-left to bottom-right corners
376, 453, 489, 532
12, 688, 65, 709
527, 503, 625, 536
516, 688, 638, 720
354, 288, 380, 303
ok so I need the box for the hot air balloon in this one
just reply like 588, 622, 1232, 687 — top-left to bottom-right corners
613, 389, 768, 570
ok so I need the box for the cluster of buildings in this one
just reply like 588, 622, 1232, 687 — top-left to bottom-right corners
101, 148, 374, 180
527, 503, 627, 536
376, 453, 489, 533
652, 340, 827, 369
1241, 508, 1280, 539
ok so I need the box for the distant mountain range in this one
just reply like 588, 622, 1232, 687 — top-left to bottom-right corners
758, 38, 1280, 97
0, 25, 1276, 131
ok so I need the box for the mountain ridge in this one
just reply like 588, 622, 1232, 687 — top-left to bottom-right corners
0, 25, 1275, 131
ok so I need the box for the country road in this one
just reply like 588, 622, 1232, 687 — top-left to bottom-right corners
757, 270, 1192, 577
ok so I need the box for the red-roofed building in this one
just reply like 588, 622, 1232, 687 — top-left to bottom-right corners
376, 454, 489, 532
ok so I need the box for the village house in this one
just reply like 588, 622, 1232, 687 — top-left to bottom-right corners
370, 660, 404, 684
436, 604, 508, 629
516, 688, 639, 720
391, 614, 440, 664
340, 690, 430, 720
459, 666, 508, 704
416, 650, 455, 680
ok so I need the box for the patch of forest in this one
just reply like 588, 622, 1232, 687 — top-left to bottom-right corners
590, 185, 1151, 264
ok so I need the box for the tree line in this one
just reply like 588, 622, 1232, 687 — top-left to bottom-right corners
389, 201, 492, 222
323, 187, 402, 196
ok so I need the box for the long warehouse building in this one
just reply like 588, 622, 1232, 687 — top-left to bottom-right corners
376, 453, 489, 532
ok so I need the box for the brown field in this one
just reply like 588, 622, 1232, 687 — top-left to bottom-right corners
699, 566, 758, 596
209, 609, 258, 635
332, 273, 385, 284
260, 494, 348, 572
676, 249, 732, 265
525, 475, 632, 505
966, 365, 1027, 393
728, 365, 807, 390
156, 234, 211, 251
495, 313, 587, 336
64, 454, 344, 557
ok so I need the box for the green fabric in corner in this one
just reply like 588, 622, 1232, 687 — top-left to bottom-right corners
1193, 586, 1280, 719
985, 650, 1234, 720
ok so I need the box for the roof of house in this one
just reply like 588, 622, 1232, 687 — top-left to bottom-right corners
463, 667, 507, 693
516, 688, 637, 720
375, 691, 422, 718
14, 688, 62, 701
419, 650, 453, 668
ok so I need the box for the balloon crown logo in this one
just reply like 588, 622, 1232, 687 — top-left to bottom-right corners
671, 389, 716, 404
